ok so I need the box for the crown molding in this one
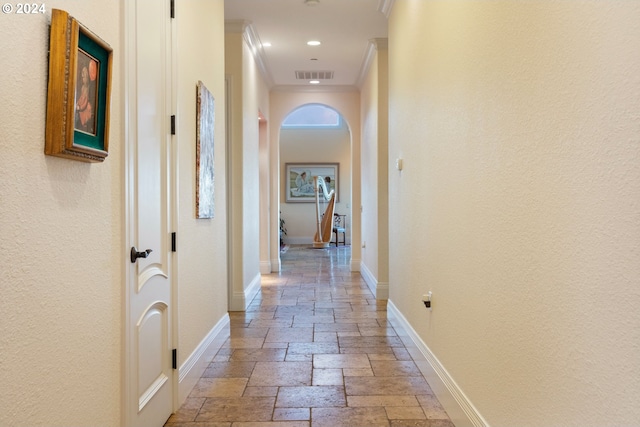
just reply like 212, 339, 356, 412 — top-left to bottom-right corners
355, 38, 388, 89
225, 19, 250, 33
378, 0, 396, 18
225, 19, 275, 88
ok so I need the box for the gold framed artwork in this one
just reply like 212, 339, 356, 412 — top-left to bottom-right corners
45, 9, 113, 162
196, 81, 215, 218
285, 163, 339, 203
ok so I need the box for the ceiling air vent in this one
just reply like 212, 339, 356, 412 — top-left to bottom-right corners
295, 71, 334, 80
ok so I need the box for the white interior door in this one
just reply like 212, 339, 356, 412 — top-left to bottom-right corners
125, 0, 174, 426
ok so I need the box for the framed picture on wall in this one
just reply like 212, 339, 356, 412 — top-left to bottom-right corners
285, 163, 338, 203
45, 9, 113, 162
196, 81, 215, 218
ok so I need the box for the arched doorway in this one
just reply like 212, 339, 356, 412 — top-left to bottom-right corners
278, 104, 352, 250
267, 92, 362, 274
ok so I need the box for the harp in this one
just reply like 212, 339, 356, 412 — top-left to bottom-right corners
313, 175, 336, 248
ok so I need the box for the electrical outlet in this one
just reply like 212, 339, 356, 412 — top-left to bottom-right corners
422, 291, 432, 310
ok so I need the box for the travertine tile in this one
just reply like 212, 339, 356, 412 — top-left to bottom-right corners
347, 395, 419, 407
243, 386, 278, 397
312, 368, 343, 386
262, 342, 289, 349
337, 331, 362, 337
164, 397, 205, 422
359, 327, 398, 337
285, 353, 313, 362
417, 394, 450, 419
288, 342, 339, 355
314, 323, 359, 332
345, 376, 433, 396
340, 346, 395, 354
196, 397, 275, 422
276, 386, 346, 407
222, 337, 265, 349
229, 348, 286, 362
370, 360, 422, 377
293, 315, 335, 324
265, 327, 314, 343
338, 336, 404, 348
249, 319, 295, 328
248, 361, 312, 387
202, 361, 256, 378
313, 353, 370, 369
312, 332, 338, 343
165, 421, 230, 427
189, 378, 247, 398
166, 246, 452, 427
230, 327, 270, 338
343, 367, 374, 377
368, 353, 399, 361
386, 406, 426, 420
273, 407, 311, 421
311, 407, 389, 427
390, 420, 456, 427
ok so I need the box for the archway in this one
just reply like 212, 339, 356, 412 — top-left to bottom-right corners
267, 92, 362, 274
278, 103, 352, 251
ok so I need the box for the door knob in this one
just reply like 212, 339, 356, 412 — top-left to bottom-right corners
130, 247, 153, 263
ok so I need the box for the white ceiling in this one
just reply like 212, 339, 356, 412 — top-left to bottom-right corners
224, 0, 391, 90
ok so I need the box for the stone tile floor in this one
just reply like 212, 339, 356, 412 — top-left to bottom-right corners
165, 245, 454, 427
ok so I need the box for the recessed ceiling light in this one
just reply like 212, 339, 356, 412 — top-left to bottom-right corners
310, 58, 318, 61
309, 80, 320, 84
304, 0, 320, 6
262, 42, 272, 47
307, 40, 321, 46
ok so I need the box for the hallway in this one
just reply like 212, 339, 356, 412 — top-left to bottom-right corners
165, 245, 454, 427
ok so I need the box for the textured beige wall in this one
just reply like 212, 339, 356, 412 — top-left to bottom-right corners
360, 42, 389, 290
225, 23, 269, 307
175, 0, 228, 367
361, 52, 380, 279
389, 1, 640, 426
241, 39, 261, 288
0, 2, 123, 425
224, 30, 246, 308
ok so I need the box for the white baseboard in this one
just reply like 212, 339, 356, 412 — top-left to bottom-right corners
259, 260, 271, 274
270, 256, 281, 272
360, 262, 388, 300
177, 313, 230, 405
286, 237, 313, 245
229, 273, 261, 311
286, 237, 352, 246
387, 300, 489, 427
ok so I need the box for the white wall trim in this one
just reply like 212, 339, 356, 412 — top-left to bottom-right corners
356, 38, 388, 89
225, 20, 274, 88
285, 237, 314, 245
270, 256, 281, 272
177, 314, 230, 405
259, 261, 272, 275
285, 237, 352, 247
378, 0, 396, 18
387, 300, 489, 427
360, 261, 388, 300
230, 273, 261, 311
350, 257, 361, 272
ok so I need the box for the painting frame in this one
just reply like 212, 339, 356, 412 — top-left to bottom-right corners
285, 163, 339, 203
196, 81, 215, 218
45, 8, 113, 162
